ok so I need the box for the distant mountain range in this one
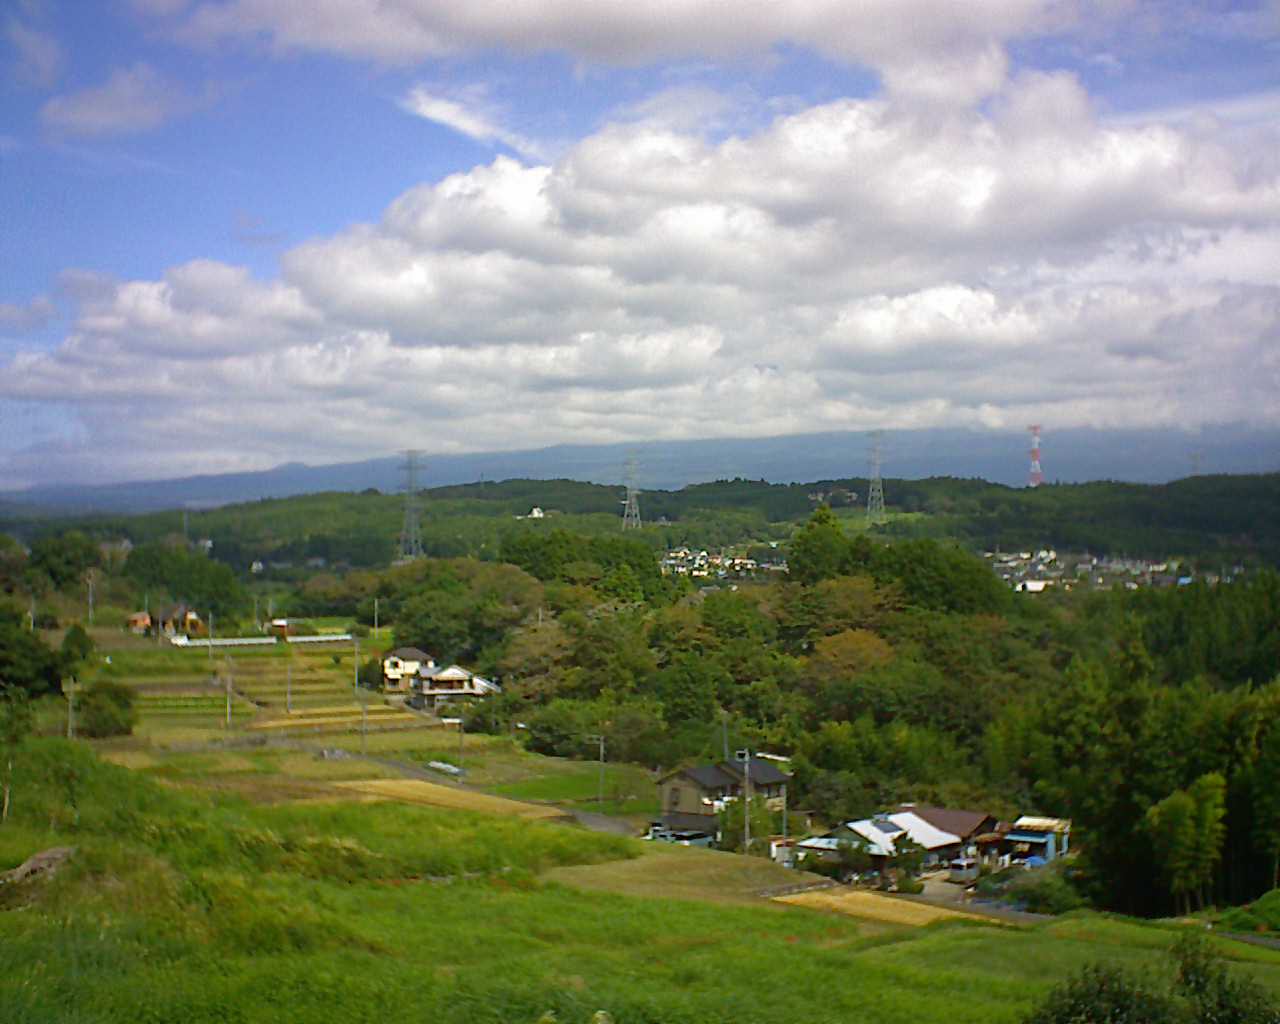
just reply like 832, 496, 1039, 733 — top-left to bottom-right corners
4, 423, 1278, 516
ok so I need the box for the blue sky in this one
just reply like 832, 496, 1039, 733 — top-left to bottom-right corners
2, 0, 1279, 487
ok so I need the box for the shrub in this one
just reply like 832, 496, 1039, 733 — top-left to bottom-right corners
1219, 889, 1280, 933
77, 681, 137, 738
1008, 867, 1085, 915
1024, 934, 1278, 1024
1026, 963, 1176, 1024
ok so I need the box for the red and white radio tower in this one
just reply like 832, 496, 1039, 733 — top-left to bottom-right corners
1027, 425, 1044, 488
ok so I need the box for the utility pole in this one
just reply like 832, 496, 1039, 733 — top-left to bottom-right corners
586, 734, 606, 810
225, 657, 233, 728
373, 597, 379, 632
85, 570, 95, 626
360, 693, 368, 756
736, 748, 753, 855
353, 636, 360, 696
65, 678, 75, 740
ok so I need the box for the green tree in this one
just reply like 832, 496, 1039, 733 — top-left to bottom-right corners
1145, 788, 1199, 915
717, 794, 773, 855
28, 531, 99, 589
78, 681, 137, 739
60, 623, 94, 676
787, 507, 852, 585
0, 685, 33, 824
1254, 724, 1280, 892
1188, 772, 1227, 909
0, 604, 63, 697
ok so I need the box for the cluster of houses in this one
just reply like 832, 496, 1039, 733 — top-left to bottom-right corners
986, 548, 1233, 594
660, 547, 787, 578
794, 806, 1071, 879
126, 604, 204, 636
653, 758, 1070, 880
380, 646, 501, 710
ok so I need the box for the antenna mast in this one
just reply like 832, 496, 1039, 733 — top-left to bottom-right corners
1028, 425, 1044, 488
621, 456, 642, 530
866, 431, 886, 525
398, 449, 425, 561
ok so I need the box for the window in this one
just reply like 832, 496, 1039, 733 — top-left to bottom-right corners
668, 787, 681, 810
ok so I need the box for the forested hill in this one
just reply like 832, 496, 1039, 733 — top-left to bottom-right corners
3, 473, 1279, 567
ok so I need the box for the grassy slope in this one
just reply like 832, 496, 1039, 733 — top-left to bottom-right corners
3, 740, 1279, 1024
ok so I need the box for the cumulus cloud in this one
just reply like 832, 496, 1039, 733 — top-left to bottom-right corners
4, 70, 1280, 483
40, 63, 202, 136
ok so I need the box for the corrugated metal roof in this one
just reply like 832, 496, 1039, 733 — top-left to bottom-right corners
1014, 815, 1071, 834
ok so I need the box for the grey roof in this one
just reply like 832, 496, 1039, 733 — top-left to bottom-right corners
720, 758, 790, 787
661, 758, 789, 791
681, 764, 738, 789
386, 647, 432, 661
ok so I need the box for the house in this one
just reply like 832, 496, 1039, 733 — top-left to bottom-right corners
893, 804, 1000, 852
126, 611, 152, 634
409, 664, 501, 709
655, 757, 790, 834
382, 647, 434, 693
1005, 815, 1071, 862
797, 810, 963, 870
157, 605, 202, 637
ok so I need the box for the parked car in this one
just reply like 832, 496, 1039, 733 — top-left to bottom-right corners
644, 823, 715, 847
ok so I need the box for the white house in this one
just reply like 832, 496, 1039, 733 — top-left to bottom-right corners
797, 810, 963, 868
411, 664, 501, 708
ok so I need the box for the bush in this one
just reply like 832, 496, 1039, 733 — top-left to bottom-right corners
1024, 934, 1278, 1024
1026, 963, 1176, 1024
1008, 867, 1085, 915
1219, 889, 1280, 933
77, 681, 137, 738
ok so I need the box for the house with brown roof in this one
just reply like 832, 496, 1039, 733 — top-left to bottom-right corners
893, 804, 999, 851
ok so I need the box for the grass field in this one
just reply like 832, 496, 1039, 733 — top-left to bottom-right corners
2, 739, 1279, 1024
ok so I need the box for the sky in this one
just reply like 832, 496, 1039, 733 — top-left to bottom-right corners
1, 0, 1279, 489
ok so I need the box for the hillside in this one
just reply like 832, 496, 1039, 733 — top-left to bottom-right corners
3, 740, 1279, 1023
6, 472, 1280, 568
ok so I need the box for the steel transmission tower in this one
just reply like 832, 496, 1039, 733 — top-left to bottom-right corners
398, 450, 425, 561
866, 431, 886, 525
1027, 425, 1044, 488
620, 456, 642, 530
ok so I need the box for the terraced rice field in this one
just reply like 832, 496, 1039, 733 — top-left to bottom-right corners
246, 704, 422, 733
329, 778, 574, 820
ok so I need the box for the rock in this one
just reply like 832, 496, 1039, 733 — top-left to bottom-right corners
0, 846, 76, 887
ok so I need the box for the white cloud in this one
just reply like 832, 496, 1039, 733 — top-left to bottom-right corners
5, 18, 62, 88
0, 295, 55, 331
158, 0, 1081, 104
4, 72, 1280, 483
40, 63, 199, 136
400, 85, 545, 160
